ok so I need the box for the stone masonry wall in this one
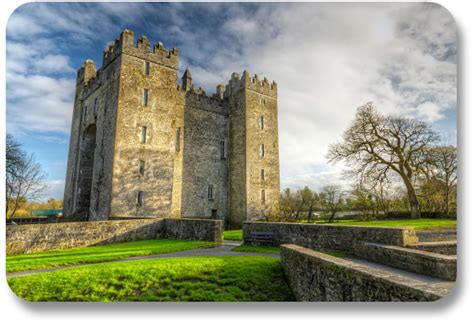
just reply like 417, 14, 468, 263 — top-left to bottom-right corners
180, 92, 229, 221
407, 241, 457, 255
162, 218, 224, 242
6, 219, 164, 255
281, 244, 449, 302
354, 242, 456, 281
110, 46, 178, 217
243, 73, 280, 222
243, 221, 418, 251
6, 218, 223, 255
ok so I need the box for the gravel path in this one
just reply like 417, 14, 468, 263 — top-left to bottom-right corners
7, 241, 280, 279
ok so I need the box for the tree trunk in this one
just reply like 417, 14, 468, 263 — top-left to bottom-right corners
399, 172, 421, 219
406, 185, 420, 219
307, 201, 314, 223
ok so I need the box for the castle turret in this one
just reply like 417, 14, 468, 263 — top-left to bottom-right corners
181, 67, 192, 91
76, 59, 97, 85
216, 84, 225, 100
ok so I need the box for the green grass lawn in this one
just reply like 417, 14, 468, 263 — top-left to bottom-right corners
305, 218, 456, 230
8, 256, 295, 302
224, 229, 243, 241
231, 245, 280, 254
7, 239, 217, 273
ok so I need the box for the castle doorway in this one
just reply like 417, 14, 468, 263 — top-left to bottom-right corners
76, 124, 97, 218
211, 209, 218, 219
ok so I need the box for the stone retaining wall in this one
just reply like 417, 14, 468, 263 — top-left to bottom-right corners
243, 221, 418, 252
407, 241, 457, 255
162, 218, 223, 242
354, 242, 457, 281
6, 218, 223, 255
280, 244, 449, 302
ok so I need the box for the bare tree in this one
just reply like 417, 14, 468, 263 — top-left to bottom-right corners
422, 146, 457, 215
327, 103, 439, 219
6, 135, 46, 218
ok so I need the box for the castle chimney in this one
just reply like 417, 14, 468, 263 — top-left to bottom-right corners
216, 84, 225, 100
181, 67, 192, 91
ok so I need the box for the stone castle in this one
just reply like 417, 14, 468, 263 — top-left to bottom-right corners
63, 29, 280, 228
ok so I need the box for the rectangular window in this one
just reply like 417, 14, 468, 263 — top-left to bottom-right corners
143, 89, 149, 106
259, 116, 265, 130
261, 189, 266, 204
220, 139, 227, 159
137, 191, 144, 206
261, 169, 265, 181
175, 127, 181, 152
139, 160, 145, 176
259, 144, 265, 157
94, 98, 98, 115
208, 184, 214, 200
83, 106, 88, 119
141, 126, 147, 143
144, 61, 150, 76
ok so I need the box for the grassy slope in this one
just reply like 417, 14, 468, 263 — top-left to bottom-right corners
224, 230, 243, 241
7, 239, 216, 273
8, 256, 295, 302
323, 218, 456, 229
231, 245, 280, 254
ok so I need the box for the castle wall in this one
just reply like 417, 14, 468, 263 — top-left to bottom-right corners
63, 81, 87, 217
110, 42, 179, 217
85, 59, 122, 220
170, 92, 185, 218
180, 91, 229, 221
63, 58, 121, 220
227, 75, 248, 229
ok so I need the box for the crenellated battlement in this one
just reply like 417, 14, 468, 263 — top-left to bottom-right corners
224, 70, 277, 99
183, 85, 229, 115
101, 29, 179, 70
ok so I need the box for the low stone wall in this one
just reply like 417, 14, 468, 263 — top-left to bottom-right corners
162, 218, 223, 242
6, 219, 164, 255
354, 242, 457, 281
280, 244, 449, 302
407, 241, 457, 255
243, 221, 418, 252
416, 228, 457, 242
6, 218, 223, 255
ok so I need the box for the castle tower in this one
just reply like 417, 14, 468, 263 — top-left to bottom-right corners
226, 71, 280, 229
64, 30, 180, 220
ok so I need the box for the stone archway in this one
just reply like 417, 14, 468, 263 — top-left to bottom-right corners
76, 124, 97, 217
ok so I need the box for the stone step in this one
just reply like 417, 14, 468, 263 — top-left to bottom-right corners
407, 241, 456, 255
354, 242, 456, 280
416, 229, 457, 242
345, 256, 454, 291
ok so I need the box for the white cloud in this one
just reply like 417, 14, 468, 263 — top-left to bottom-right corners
184, 2, 456, 190
6, 73, 75, 135
6, 2, 456, 192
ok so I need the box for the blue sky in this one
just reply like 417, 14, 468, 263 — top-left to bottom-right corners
6, 2, 457, 200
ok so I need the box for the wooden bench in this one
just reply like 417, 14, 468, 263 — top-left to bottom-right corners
250, 231, 274, 245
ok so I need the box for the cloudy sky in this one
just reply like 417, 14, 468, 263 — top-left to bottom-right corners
6, 1, 457, 200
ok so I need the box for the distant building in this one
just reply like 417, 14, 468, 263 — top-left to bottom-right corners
63, 30, 280, 228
